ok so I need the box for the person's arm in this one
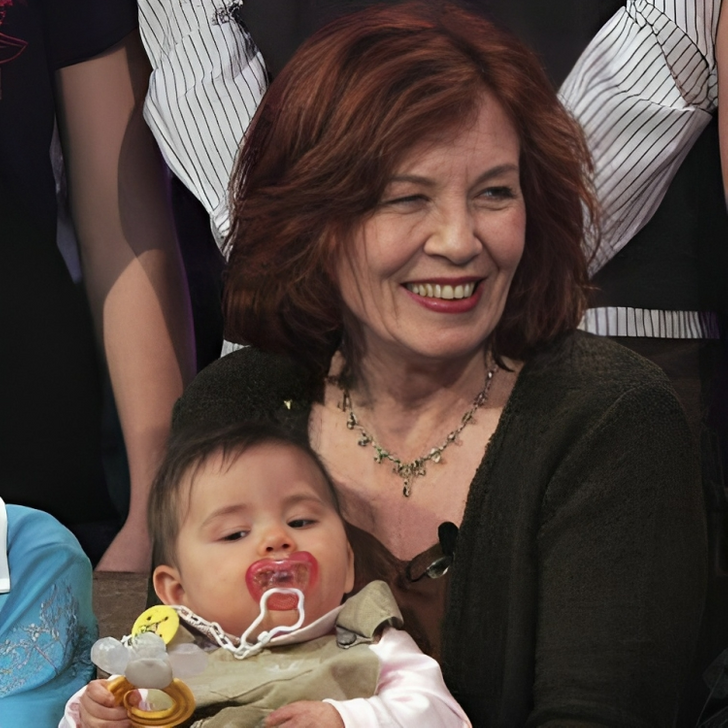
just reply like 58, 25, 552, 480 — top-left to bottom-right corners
559, 0, 721, 274
324, 629, 471, 727
138, 0, 268, 243
56, 30, 196, 572
717, 1, 728, 204
530, 382, 707, 726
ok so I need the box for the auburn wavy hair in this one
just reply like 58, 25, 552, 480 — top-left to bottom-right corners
224, 1, 597, 378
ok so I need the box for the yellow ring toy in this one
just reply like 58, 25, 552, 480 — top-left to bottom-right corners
108, 676, 196, 727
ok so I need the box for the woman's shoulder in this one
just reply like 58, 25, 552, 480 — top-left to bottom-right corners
172, 346, 317, 434
523, 330, 673, 399
505, 330, 683, 438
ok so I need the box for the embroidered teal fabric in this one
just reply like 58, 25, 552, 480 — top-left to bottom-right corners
0, 506, 96, 727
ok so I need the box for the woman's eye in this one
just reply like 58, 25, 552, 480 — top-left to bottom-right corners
222, 530, 248, 541
288, 518, 316, 529
480, 186, 515, 200
382, 193, 427, 207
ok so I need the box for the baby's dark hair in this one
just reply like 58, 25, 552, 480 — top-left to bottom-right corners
148, 421, 340, 567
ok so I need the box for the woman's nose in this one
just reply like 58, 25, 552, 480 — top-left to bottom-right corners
424, 202, 481, 264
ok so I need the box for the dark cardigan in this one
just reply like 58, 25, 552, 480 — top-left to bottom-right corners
172, 331, 706, 727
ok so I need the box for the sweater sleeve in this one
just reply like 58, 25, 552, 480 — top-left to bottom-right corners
530, 381, 707, 727
45, 0, 138, 69
325, 628, 471, 728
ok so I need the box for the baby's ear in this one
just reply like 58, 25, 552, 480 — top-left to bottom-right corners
344, 541, 355, 595
152, 564, 186, 606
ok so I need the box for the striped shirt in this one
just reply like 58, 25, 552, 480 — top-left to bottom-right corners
561, 0, 722, 339
561, 0, 720, 276
138, 0, 268, 241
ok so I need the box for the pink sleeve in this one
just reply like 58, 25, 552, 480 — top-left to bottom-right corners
58, 684, 84, 727
325, 628, 471, 727
58, 682, 152, 727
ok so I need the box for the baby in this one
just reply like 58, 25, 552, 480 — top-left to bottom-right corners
62, 422, 470, 727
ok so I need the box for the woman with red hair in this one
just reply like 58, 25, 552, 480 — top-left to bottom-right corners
173, 3, 706, 725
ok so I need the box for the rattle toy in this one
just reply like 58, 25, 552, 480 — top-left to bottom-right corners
92, 609, 203, 727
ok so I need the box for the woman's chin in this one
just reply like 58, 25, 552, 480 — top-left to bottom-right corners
362, 305, 505, 367
375, 332, 492, 368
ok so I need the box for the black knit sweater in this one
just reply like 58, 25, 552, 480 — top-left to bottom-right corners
172, 331, 706, 727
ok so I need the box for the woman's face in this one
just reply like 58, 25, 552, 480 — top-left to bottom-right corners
336, 91, 526, 366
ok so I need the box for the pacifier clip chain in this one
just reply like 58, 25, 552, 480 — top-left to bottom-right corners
173, 588, 306, 660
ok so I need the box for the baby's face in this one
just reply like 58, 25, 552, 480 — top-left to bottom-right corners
153, 442, 354, 637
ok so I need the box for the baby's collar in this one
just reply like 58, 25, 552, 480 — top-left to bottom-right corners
178, 602, 344, 650
267, 604, 343, 646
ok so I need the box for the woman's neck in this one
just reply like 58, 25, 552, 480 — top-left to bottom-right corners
329, 346, 494, 459
360, 349, 488, 407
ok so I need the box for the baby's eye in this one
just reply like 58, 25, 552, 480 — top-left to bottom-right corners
288, 518, 316, 529
222, 530, 248, 541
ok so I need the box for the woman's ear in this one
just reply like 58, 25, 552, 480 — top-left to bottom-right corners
152, 564, 186, 606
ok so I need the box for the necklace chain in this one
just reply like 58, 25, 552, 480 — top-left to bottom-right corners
337, 362, 498, 497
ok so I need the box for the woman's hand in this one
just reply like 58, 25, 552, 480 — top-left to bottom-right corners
78, 679, 139, 727
265, 701, 345, 727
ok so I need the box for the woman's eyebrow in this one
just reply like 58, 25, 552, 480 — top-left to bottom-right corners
389, 163, 519, 188
472, 163, 520, 184
387, 174, 437, 188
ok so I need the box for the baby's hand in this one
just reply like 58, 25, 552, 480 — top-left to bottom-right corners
78, 679, 140, 727
264, 700, 345, 727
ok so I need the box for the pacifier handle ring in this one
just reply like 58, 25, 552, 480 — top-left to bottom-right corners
240, 587, 305, 648
260, 588, 306, 641
107, 676, 195, 728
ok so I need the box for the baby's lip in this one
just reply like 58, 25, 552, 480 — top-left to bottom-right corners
245, 552, 319, 607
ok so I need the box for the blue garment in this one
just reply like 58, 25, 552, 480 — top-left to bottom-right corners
0, 505, 96, 727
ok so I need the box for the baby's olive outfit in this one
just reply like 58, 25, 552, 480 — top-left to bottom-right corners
182, 580, 402, 727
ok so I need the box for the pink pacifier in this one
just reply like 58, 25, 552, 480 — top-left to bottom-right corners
245, 551, 319, 611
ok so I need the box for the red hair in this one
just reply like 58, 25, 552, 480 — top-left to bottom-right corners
225, 1, 597, 377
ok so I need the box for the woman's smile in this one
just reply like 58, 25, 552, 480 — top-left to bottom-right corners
404, 279, 478, 300
403, 279, 483, 313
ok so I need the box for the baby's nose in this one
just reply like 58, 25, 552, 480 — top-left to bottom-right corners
260, 525, 295, 555
265, 540, 292, 553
